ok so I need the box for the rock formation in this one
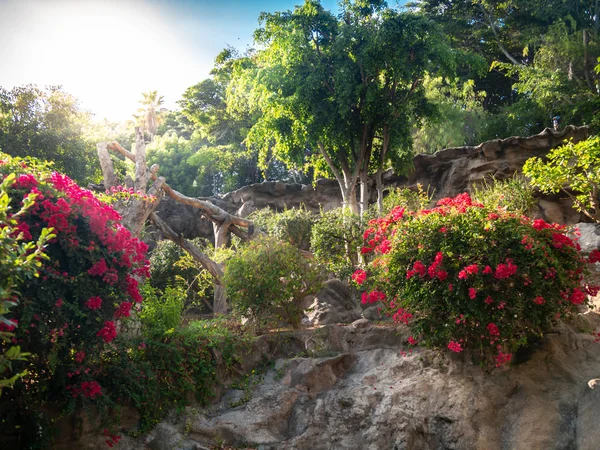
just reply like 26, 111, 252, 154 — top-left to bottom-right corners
64, 311, 600, 450
154, 125, 590, 242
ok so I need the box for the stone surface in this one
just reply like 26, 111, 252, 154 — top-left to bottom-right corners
154, 126, 590, 242
576, 223, 600, 254
303, 279, 363, 326
85, 311, 600, 450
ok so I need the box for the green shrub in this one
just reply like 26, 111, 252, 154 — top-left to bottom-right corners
0, 173, 53, 396
139, 284, 186, 336
524, 136, 600, 222
149, 238, 213, 310
224, 237, 324, 330
250, 206, 315, 250
377, 185, 432, 216
98, 317, 251, 433
472, 176, 536, 215
357, 193, 595, 368
310, 208, 363, 279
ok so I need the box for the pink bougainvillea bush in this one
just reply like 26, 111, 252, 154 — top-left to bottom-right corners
0, 154, 148, 444
355, 193, 598, 368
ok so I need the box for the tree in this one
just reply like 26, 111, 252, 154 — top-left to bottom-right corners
0, 85, 99, 184
523, 135, 600, 222
236, 0, 460, 215
97, 130, 256, 314
136, 90, 165, 140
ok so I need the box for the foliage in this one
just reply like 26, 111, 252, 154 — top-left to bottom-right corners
412, 75, 489, 154
224, 237, 324, 330
149, 238, 214, 310
250, 207, 315, 250
138, 284, 186, 336
472, 176, 536, 216
376, 185, 432, 217
236, 0, 466, 214
98, 317, 251, 434
310, 208, 363, 279
0, 154, 149, 448
357, 193, 594, 368
135, 90, 165, 140
0, 85, 100, 184
0, 173, 54, 396
524, 136, 600, 222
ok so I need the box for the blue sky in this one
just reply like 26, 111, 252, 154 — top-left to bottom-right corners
0, 0, 401, 122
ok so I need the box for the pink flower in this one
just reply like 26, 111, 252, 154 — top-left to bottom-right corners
407, 336, 417, 346
494, 351, 512, 367
484, 296, 493, 305
468, 288, 477, 299
55, 298, 63, 308
482, 266, 493, 275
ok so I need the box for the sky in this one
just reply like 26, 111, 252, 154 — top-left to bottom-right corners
0, 0, 339, 122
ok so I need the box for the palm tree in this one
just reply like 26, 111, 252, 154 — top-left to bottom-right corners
135, 90, 165, 140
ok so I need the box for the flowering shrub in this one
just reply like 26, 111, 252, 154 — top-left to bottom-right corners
0, 154, 149, 446
356, 193, 595, 368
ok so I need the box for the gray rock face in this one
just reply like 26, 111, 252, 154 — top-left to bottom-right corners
154, 126, 590, 242
576, 223, 600, 254
303, 279, 363, 326
101, 312, 600, 450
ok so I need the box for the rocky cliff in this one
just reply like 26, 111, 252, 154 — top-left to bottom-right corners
154, 125, 590, 242
67, 310, 600, 450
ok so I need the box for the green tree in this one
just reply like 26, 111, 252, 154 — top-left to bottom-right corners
236, 0, 461, 215
0, 85, 99, 184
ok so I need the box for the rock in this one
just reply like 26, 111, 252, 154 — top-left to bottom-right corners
538, 199, 565, 224
576, 381, 600, 450
575, 223, 600, 253
303, 279, 362, 326
153, 126, 590, 242
350, 318, 371, 329
132, 318, 600, 450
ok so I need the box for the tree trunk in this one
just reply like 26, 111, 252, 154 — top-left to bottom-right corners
375, 169, 384, 214
96, 142, 119, 190
212, 220, 231, 314
359, 172, 369, 218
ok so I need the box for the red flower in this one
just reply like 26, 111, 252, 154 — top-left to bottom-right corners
97, 321, 117, 343
532, 219, 551, 230
494, 260, 517, 279
468, 288, 477, 299
392, 307, 413, 324
484, 296, 493, 305
114, 302, 132, 319
74, 350, 85, 363
487, 322, 500, 337
352, 269, 367, 285
533, 296, 545, 305
55, 298, 63, 308
447, 340, 463, 353
494, 351, 512, 367
458, 264, 479, 279
85, 296, 103, 310
88, 259, 108, 277
407, 336, 417, 346
569, 288, 586, 305
482, 265, 493, 275
413, 260, 426, 277
589, 250, 600, 263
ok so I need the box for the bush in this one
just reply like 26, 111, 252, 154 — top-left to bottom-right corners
472, 176, 536, 215
149, 238, 213, 310
250, 206, 315, 250
98, 317, 251, 434
377, 185, 432, 216
139, 284, 186, 336
356, 193, 595, 368
310, 208, 363, 279
524, 136, 600, 222
0, 173, 53, 396
0, 154, 149, 447
224, 237, 324, 330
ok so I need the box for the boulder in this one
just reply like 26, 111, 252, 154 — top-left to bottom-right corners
303, 279, 363, 326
